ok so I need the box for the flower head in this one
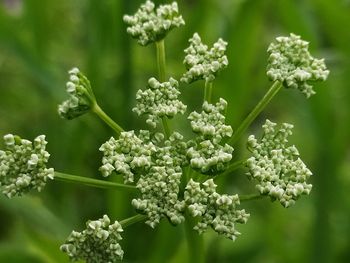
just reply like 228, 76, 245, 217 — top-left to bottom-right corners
267, 33, 329, 98
181, 33, 228, 84
133, 77, 186, 128
99, 130, 157, 183
187, 99, 233, 174
184, 179, 249, 241
132, 165, 185, 228
246, 120, 313, 207
0, 134, 54, 198
60, 215, 124, 262
58, 67, 96, 120
123, 0, 185, 46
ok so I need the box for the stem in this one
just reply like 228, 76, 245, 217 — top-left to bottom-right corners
54, 172, 137, 192
213, 159, 246, 182
184, 214, 204, 263
156, 40, 166, 82
161, 116, 171, 139
120, 214, 147, 228
228, 81, 282, 145
156, 39, 172, 138
92, 103, 124, 135
204, 80, 213, 103
240, 194, 267, 202
183, 167, 204, 263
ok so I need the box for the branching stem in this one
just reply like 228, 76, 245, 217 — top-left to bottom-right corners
92, 103, 124, 135
156, 39, 172, 138
120, 214, 147, 228
229, 81, 282, 145
214, 159, 246, 181
240, 194, 267, 202
54, 172, 137, 192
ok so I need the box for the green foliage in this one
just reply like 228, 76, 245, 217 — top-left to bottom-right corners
0, 0, 349, 263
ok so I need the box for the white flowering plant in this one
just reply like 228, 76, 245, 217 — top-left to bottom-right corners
0, 1, 329, 262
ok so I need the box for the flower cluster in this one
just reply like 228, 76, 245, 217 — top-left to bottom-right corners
133, 165, 185, 228
133, 77, 187, 128
99, 131, 157, 183
0, 134, 54, 198
181, 33, 228, 84
58, 67, 96, 120
267, 33, 329, 98
187, 99, 233, 174
246, 120, 313, 207
123, 0, 185, 46
60, 215, 124, 262
185, 179, 249, 241
100, 130, 188, 228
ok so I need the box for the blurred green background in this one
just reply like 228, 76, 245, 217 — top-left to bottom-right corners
0, 0, 349, 262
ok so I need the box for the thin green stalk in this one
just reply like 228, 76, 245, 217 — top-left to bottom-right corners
214, 159, 246, 181
54, 172, 136, 192
228, 81, 282, 145
156, 39, 172, 138
204, 80, 213, 103
240, 194, 267, 202
156, 40, 166, 82
120, 214, 147, 228
183, 168, 204, 263
161, 116, 171, 139
92, 103, 124, 134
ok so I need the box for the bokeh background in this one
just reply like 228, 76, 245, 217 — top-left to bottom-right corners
1, 0, 349, 262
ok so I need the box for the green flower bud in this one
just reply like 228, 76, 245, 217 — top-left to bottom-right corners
58, 67, 96, 119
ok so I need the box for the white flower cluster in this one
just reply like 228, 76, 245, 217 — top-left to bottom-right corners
133, 77, 187, 128
123, 0, 185, 46
246, 120, 313, 207
99, 131, 157, 183
185, 179, 249, 241
267, 33, 329, 98
100, 131, 189, 228
187, 99, 233, 174
181, 33, 228, 84
133, 165, 185, 228
0, 134, 54, 198
60, 215, 124, 262
58, 67, 96, 120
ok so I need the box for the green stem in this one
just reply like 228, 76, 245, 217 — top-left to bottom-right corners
156, 40, 166, 82
161, 116, 171, 139
240, 194, 267, 202
204, 80, 213, 104
183, 167, 204, 263
92, 103, 124, 135
228, 81, 282, 145
156, 39, 172, 138
54, 172, 137, 192
184, 214, 204, 263
214, 159, 246, 181
120, 214, 147, 228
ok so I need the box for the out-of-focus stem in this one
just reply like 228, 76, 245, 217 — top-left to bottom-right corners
204, 80, 213, 103
120, 214, 147, 228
